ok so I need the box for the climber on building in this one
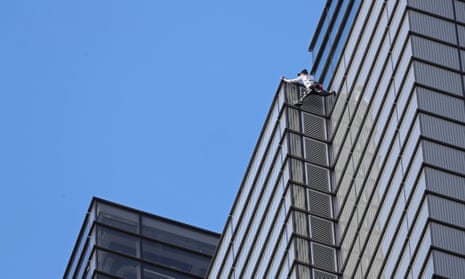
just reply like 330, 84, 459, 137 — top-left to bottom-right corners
282, 69, 335, 106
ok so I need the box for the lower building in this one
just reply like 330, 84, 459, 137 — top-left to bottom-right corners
64, 197, 220, 279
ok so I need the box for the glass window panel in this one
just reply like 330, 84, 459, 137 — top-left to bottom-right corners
141, 216, 217, 255
97, 225, 139, 257
316, 0, 362, 85
393, 241, 411, 278
240, 157, 286, 277
358, 203, 381, 272
312, 1, 338, 56
342, 235, 360, 277
75, 224, 97, 279
65, 211, 94, 278
403, 152, 423, 207
93, 272, 119, 279
231, 95, 281, 226
255, 200, 286, 277
366, 246, 385, 278
334, 138, 352, 183
96, 202, 139, 234
266, 228, 289, 278
336, 161, 354, 217
390, 13, 410, 66
409, 193, 429, 252
143, 263, 194, 279
379, 157, 403, 226
231, 124, 285, 263
332, 108, 350, 159
354, 2, 387, 96
97, 249, 140, 279
339, 189, 356, 239
328, 0, 363, 85
331, 85, 350, 125
382, 212, 408, 275
142, 239, 210, 277
410, 225, 432, 277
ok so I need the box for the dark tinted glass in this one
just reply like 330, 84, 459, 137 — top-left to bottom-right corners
96, 202, 139, 233
97, 249, 140, 279
96, 225, 139, 257
142, 216, 217, 255
142, 239, 211, 277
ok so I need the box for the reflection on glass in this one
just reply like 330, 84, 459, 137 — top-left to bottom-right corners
97, 250, 140, 279
141, 216, 217, 256
143, 263, 196, 279
314, 0, 362, 86
97, 225, 139, 257
142, 239, 210, 278
96, 202, 139, 234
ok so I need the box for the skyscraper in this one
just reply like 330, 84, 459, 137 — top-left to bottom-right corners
207, 0, 465, 278
64, 197, 219, 279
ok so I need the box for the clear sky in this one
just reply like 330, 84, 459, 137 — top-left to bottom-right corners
0, 1, 325, 278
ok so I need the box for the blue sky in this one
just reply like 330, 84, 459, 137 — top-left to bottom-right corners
0, 1, 325, 277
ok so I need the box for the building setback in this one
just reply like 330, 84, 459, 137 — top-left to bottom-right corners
207, 0, 465, 278
64, 197, 219, 279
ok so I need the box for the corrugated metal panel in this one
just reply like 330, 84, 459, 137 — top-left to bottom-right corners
303, 112, 326, 140
407, 0, 454, 18
302, 93, 325, 115
306, 163, 330, 192
422, 140, 465, 175
432, 250, 465, 279
304, 138, 329, 166
459, 25, 465, 47
310, 216, 334, 245
311, 243, 336, 272
461, 50, 465, 70
413, 61, 463, 96
430, 222, 465, 255
463, 75, 465, 95
308, 190, 332, 218
411, 36, 461, 70
425, 167, 465, 201
456, 1, 465, 24
419, 113, 465, 149
416, 87, 465, 122
428, 195, 465, 228
408, 11, 457, 44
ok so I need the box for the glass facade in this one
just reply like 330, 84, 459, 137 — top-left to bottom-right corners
321, 0, 465, 277
64, 197, 219, 279
64, 0, 465, 278
310, 0, 362, 86
206, 81, 338, 278
208, 0, 465, 278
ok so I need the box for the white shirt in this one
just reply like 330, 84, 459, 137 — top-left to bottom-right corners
285, 74, 314, 89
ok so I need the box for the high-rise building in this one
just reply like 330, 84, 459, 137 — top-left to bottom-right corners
207, 0, 465, 278
64, 197, 220, 279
